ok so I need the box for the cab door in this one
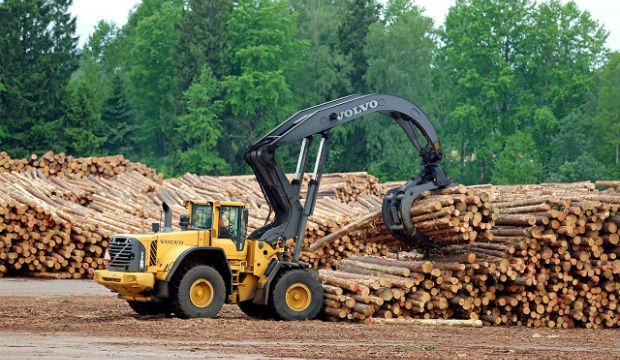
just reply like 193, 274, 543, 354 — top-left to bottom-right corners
215, 206, 248, 260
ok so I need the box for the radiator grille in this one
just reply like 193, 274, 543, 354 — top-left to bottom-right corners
108, 237, 134, 269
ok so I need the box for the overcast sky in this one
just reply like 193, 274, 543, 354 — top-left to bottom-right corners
71, 0, 619, 51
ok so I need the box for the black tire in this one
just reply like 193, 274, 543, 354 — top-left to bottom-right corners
127, 300, 169, 316
270, 269, 323, 321
170, 265, 226, 318
238, 300, 274, 319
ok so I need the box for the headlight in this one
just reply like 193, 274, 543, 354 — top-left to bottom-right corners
139, 250, 145, 270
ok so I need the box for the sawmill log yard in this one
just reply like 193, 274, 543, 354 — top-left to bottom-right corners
0, 151, 618, 359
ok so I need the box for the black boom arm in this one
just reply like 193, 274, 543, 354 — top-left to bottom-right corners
244, 94, 454, 260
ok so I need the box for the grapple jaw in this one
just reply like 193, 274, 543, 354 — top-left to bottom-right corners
381, 165, 456, 249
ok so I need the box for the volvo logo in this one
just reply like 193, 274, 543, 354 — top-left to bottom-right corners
335, 99, 379, 121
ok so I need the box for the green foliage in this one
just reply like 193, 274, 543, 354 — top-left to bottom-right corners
0, 0, 78, 156
175, 0, 232, 88
172, 66, 228, 175
338, 0, 381, 93
127, 1, 182, 162
0, 0, 616, 185
64, 79, 106, 155
101, 75, 135, 156
364, 0, 434, 104
546, 111, 592, 176
290, 0, 352, 106
360, 0, 435, 181
491, 131, 543, 184
439, 0, 609, 184
222, 0, 306, 173
590, 52, 620, 177
548, 153, 605, 183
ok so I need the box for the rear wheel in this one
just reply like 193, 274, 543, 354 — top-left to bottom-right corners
127, 300, 169, 316
270, 269, 323, 321
238, 300, 274, 319
170, 265, 226, 318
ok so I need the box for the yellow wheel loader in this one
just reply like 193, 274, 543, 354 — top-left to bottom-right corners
94, 94, 453, 320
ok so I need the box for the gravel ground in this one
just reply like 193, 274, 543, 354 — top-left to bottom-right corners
0, 279, 618, 359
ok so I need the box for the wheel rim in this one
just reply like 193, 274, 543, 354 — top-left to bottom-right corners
285, 282, 311, 312
190, 278, 214, 308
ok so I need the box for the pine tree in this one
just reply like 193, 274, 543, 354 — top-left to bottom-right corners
175, 0, 233, 90
0, 0, 78, 156
172, 66, 228, 175
64, 80, 106, 156
337, 0, 381, 93
101, 75, 135, 156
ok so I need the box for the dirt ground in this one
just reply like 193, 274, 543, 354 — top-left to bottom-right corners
0, 279, 618, 359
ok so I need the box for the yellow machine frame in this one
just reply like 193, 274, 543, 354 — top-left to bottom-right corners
94, 200, 285, 304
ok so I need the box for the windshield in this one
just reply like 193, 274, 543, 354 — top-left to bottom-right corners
191, 204, 213, 229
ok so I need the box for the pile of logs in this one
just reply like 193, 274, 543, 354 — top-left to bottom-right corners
596, 180, 620, 192
0, 151, 160, 181
306, 184, 496, 268
318, 172, 382, 203
0, 156, 384, 279
0, 153, 618, 329
316, 182, 620, 328
0, 170, 162, 278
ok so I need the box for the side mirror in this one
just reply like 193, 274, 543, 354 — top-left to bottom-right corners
179, 214, 190, 230
151, 222, 160, 233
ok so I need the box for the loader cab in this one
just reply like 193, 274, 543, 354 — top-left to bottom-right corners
185, 200, 249, 252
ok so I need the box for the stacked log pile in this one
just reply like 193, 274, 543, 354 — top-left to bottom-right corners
308, 184, 496, 267
317, 182, 620, 328
0, 151, 161, 181
0, 170, 166, 278
0, 151, 618, 328
316, 172, 382, 203
596, 180, 620, 192
0, 157, 384, 278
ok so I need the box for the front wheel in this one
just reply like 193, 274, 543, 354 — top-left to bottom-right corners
270, 269, 323, 321
170, 265, 226, 318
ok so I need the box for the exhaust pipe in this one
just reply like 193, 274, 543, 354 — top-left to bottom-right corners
162, 202, 172, 232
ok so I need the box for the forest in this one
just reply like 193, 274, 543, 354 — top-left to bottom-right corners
0, 0, 618, 184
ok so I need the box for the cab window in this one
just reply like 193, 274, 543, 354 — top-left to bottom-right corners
219, 206, 239, 239
191, 204, 213, 229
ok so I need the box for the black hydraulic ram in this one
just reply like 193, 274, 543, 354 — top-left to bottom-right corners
244, 94, 456, 260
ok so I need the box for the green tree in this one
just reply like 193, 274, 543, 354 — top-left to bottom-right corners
290, 0, 352, 106
441, 0, 533, 184
0, 0, 78, 156
364, 0, 434, 104
548, 153, 606, 183
361, 0, 436, 180
337, 0, 381, 93
591, 52, 620, 178
546, 111, 592, 176
127, 1, 182, 162
528, 1, 607, 121
101, 75, 135, 156
491, 131, 542, 184
175, 0, 232, 89
77, 21, 123, 107
64, 80, 106, 155
172, 66, 229, 175
525, 1, 607, 173
222, 0, 306, 173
